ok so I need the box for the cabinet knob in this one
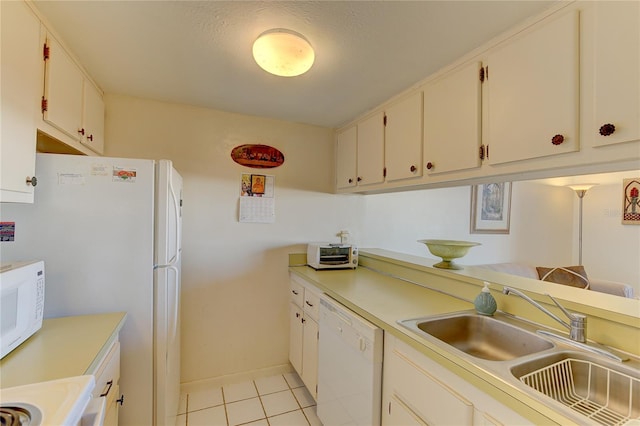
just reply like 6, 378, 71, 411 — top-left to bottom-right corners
410, 165, 417, 172
295, 312, 300, 318
305, 301, 314, 307
347, 178, 353, 184
357, 177, 362, 182
116, 395, 125, 406
426, 162, 434, 170
301, 318, 306, 324
26, 176, 38, 187
599, 123, 616, 136
551, 134, 565, 145
87, 134, 94, 141
78, 128, 85, 136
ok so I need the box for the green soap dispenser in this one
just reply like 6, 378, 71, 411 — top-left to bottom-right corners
474, 282, 497, 316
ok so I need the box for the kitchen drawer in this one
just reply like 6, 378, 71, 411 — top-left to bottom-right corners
303, 289, 320, 321
92, 340, 120, 401
290, 280, 304, 307
390, 348, 473, 425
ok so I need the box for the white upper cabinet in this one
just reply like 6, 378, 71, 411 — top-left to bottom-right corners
423, 61, 483, 175
335, 2, 638, 194
0, 1, 41, 203
591, 1, 640, 147
83, 81, 106, 154
384, 92, 423, 182
357, 112, 385, 186
336, 126, 357, 190
43, 34, 84, 143
335, 113, 385, 190
42, 32, 105, 155
486, 10, 580, 165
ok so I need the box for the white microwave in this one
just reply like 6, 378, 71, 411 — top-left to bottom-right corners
307, 243, 358, 270
0, 260, 45, 359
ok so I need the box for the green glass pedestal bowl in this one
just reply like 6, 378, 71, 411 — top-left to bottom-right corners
418, 239, 481, 270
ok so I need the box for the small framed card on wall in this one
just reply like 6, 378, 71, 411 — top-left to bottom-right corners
470, 182, 512, 234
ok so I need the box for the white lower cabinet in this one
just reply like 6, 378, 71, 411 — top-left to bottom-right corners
91, 339, 122, 426
382, 335, 531, 426
301, 313, 319, 396
386, 394, 428, 426
289, 274, 321, 399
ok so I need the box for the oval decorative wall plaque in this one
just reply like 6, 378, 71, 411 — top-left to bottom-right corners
231, 144, 285, 169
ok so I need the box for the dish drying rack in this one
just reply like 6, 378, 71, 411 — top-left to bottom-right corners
520, 358, 640, 426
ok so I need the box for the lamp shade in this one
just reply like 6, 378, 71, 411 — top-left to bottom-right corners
567, 184, 597, 192
252, 29, 315, 77
568, 184, 598, 198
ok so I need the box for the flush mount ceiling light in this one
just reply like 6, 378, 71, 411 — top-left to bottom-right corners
252, 29, 315, 77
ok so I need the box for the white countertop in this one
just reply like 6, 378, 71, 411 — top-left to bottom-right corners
0, 312, 126, 388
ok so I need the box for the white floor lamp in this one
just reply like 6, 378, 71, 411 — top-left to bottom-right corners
567, 184, 597, 265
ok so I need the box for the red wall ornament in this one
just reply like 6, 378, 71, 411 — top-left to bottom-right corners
231, 144, 285, 169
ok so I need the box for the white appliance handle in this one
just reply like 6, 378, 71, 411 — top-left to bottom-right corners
156, 175, 181, 269
167, 265, 179, 340
167, 177, 181, 266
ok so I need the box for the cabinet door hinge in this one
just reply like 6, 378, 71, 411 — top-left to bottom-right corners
486, 144, 489, 159
383, 114, 387, 126
41, 97, 48, 113
43, 43, 50, 61
479, 67, 484, 82
479, 145, 485, 160
383, 167, 387, 178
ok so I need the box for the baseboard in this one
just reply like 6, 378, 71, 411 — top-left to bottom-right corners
180, 363, 294, 393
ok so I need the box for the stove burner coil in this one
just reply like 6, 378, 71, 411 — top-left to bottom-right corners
0, 404, 40, 426
0, 407, 31, 426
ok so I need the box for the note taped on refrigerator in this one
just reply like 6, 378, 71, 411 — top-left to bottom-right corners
239, 174, 275, 223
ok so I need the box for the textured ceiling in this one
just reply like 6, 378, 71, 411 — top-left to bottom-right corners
32, 1, 554, 128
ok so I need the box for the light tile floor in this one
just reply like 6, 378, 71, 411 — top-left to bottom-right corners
176, 372, 323, 426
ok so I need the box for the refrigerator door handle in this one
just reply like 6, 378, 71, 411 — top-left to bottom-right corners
157, 176, 181, 269
169, 178, 181, 265
155, 264, 180, 339
167, 265, 179, 341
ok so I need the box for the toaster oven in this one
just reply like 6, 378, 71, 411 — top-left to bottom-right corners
307, 243, 358, 270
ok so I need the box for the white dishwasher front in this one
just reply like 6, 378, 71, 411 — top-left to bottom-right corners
317, 296, 383, 426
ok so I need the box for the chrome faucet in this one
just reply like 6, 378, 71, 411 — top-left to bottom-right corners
502, 287, 587, 343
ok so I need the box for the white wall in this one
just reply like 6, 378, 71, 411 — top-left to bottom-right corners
104, 94, 363, 383
359, 182, 573, 267
581, 181, 640, 286
104, 94, 637, 385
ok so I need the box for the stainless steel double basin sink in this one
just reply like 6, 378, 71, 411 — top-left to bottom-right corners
399, 311, 640, 425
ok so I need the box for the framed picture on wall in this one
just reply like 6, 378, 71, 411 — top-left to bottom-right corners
470, 182, 512, 234
622, 177, 640, 225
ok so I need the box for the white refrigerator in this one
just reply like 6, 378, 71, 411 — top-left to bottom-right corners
0, 153, 183, 426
